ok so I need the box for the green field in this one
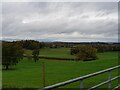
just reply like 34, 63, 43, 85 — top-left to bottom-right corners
25, 48, 75, 58
2, 48, 119, 89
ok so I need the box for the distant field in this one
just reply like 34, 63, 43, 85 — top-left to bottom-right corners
2, 49, 119, 89
25, 48, 75, 58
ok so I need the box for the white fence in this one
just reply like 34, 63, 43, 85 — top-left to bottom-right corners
40, 65, 120, 90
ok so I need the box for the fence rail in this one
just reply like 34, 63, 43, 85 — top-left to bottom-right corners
40, 65, 120, 90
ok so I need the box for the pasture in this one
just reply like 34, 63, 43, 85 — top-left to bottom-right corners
25, 48, 75, 58
2, 48, 119, 89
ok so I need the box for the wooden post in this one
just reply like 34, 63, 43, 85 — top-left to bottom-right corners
42, 62, 46, 87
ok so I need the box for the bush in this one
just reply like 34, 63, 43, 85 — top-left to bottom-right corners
76, 45, 97, 61
70, 47, 79, 55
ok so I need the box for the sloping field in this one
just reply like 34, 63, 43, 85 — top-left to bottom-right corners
2, 51, 119, 89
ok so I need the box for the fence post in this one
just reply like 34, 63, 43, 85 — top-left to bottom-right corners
80, 79, 83, 90
108, 70, 111, 90
42, 62, 46, 87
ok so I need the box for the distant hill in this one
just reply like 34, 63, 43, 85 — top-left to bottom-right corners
1, 39, 120, 44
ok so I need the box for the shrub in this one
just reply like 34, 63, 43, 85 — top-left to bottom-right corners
70, 47, 79, 55
76, 45, 97, 61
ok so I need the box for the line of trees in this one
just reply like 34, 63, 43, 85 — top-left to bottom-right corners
71, 44, 120, 55
13, 40, 44, 50
92, 44, 120, 52
2, 40, 120, 69
70, 44, 120, 61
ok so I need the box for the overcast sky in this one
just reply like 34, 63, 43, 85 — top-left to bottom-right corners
2, 2, 118, 42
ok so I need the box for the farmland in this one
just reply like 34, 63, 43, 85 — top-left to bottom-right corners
2, 2, 120, 89
2, 48, 119, 89
25, 48, 75, 58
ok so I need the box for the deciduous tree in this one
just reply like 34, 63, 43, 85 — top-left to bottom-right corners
76, 45, 97, 61
32, 49, 39, 62
2, 43, 24, 70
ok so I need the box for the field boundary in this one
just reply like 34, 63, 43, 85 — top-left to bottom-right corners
24, 56, 96, 61
24, 55, 75, 61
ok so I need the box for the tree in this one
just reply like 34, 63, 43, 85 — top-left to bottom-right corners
32, 49, 39, 62
76, 45, 97, 61
2, 42, 24, 70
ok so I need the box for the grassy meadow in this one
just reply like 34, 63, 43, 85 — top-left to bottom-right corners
2, 48, 119, 89
25, 48, 75, 58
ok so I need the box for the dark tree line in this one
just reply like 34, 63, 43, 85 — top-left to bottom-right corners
71, 44, 120, 55
91, 44, 120, 52
13, 40, 45, 50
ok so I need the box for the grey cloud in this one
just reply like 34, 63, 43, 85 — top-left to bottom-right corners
2, 2, 118, 42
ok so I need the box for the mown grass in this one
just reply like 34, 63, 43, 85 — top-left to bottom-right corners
2, 50, 119, 89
